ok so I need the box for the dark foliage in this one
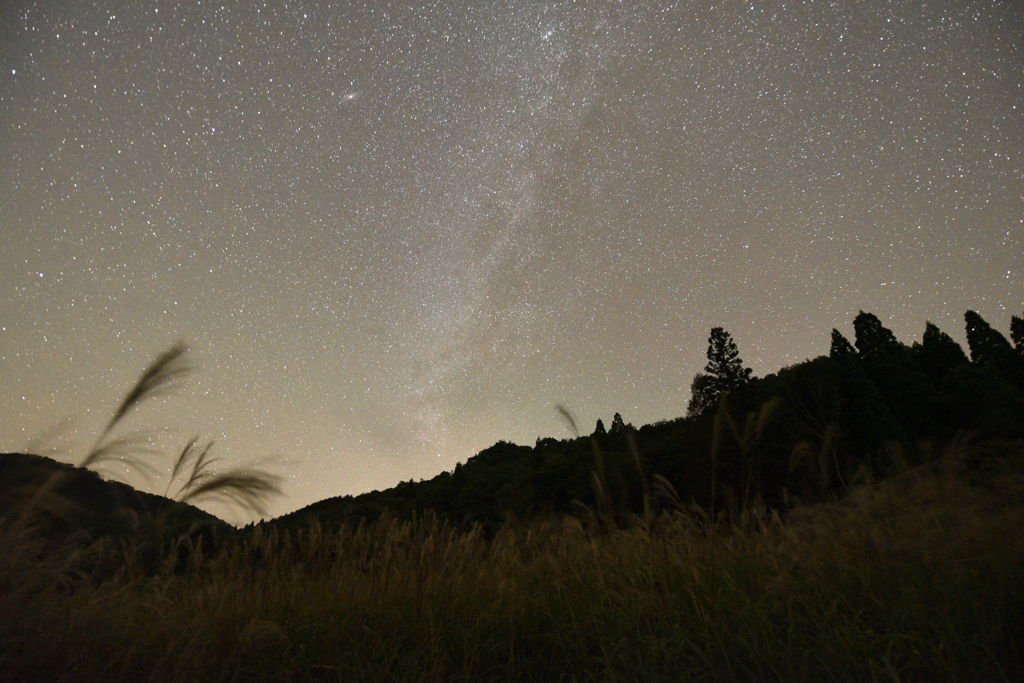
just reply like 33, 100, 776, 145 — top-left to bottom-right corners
966, 310, 1024, 390
704, 326, 753, 390
911, 321, 969, 381
268, 310, 1024, 537
829, 329, 856, 360
15, 313, 1024, 547
686, 327, 753, 417
0, 453, 224, 534
272, 361, 1007, 534
0, 452, 229, 575
965, 310, 1015, 364
686, 372, 717, 418
1012, 312, 1024, 352
609, 412, 633, 434
853, 311, 904, 361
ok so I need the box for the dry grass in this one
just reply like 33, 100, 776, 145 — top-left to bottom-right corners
2, 457, 1022, 683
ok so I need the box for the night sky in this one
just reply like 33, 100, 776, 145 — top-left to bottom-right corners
2, 1, 1022, 520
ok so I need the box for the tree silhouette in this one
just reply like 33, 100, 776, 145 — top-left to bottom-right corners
829, 329, 856, 360
853, 311, 903, 360
965, 310, 1014, 365
686, 373, 717, 418
704, 327, 752, 391
913, 321, 968, 380
609, 412, 631, 434
687, 328, 752, 417
966, 310, 1024, 390
260, 309, 1024, 534
1010, 312, 1024, 353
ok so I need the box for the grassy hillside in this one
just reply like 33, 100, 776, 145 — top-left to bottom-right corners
3, 457, 1023, 682
2, 310, 1023, 681
0, 451, 227, 532
270, 311, 1024, 536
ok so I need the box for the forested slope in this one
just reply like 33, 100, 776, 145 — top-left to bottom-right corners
270, 309, 1024, 534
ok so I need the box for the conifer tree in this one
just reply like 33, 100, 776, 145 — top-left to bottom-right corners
610, 412, 631, 434
1011, 313, 1024, 353
913, 321, 968, 380
687, 328, 752, 417
829, 329, 856, 360
704, 327, 753, 391
593, 418, 606, 436
853, 311, 903, 360
964, 310, 1014, 365
965, 310, 1024, 390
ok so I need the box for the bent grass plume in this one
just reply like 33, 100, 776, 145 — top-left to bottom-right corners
89, 343, 282, 518
165, 436, 283, 518
84, 342, 191, 470
554, 403, 579, 438
556, 404, 614, 527
12, 343, 282, 531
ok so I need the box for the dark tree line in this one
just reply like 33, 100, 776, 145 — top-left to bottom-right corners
269, 308, 1024, 535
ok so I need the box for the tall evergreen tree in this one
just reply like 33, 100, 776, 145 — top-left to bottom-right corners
830, 329, 856, 360
853, 311, 903, 360
1011, 313, 1024, 354
964, 310, 1014, 365
704, 327, 753, 391
593, 418, 606, 436
609, 412, 632, 434
687, 328, 752, 417
912, 321, 968, 380
966, 310, 1024, 390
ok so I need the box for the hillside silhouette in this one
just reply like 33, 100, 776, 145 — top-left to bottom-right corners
269, 309, 1024, 535
6, 309, 1021, 540
4, 310, 1024, 683
0, 452, 226, 534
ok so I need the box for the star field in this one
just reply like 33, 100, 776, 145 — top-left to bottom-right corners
2, 1, 1022, 519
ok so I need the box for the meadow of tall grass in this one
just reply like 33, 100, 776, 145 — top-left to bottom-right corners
2, 456, 1022, 683
3, 344, 1023, 681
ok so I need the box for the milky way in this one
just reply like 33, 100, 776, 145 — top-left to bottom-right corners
2, 1, 1022, 520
